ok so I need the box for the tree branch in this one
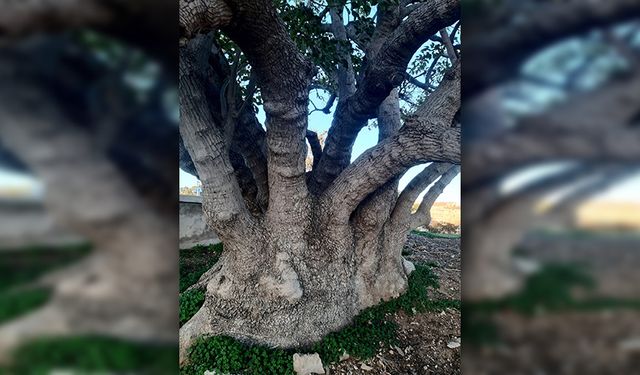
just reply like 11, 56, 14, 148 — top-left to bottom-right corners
328, 3, 357, 99
179, 34, 254, 240
464, 69, 640, 189
439, 28, 457, 65
179, 0, 233, 37
405, 72, 434, 91
411, 164, 459, 229
219, 0, 314, 222
322, 64, 461, 222
310, 0, 460, 193
389, 162, 452, 229
465, 0, 640, 96
306, 130, 323, 171
349, 88, 404, 233
179, 133, 199, 178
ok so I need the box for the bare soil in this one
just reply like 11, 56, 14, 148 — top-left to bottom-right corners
466, 233, 640, 375
328, 234, 462, 374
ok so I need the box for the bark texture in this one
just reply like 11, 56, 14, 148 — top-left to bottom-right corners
0, 37, 178, 357
462, 1, 640, 300
178, 0, 461, 363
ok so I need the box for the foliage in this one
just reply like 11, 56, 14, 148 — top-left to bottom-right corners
179, 244, 224, 326
180, 288, 206, 327
463, 263, 640, 345
0, 243, 90, 325
181, 264, 459, 374
411, 230, 461, 239
1, 336, 177, 375
206, 0, 458, 117
0, 288, 51, 325
181, 336, 294, 375
0, 243, 91, 293
180, 243, 224, 292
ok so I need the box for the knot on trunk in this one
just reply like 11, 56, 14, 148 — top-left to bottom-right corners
259, 252, 303, 303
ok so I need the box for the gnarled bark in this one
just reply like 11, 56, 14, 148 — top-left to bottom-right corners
178, 0, 461, 364
0, 58, 177, 356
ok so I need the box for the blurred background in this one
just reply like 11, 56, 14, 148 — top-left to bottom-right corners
462, 0, 640, 374
2, 1, 640, 374
0, 1, 179, 373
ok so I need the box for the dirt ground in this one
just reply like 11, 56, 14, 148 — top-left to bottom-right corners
466, 233, 640, 375
328, 234, 462, 375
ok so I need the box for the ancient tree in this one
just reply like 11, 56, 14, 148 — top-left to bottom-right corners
0, 0, 179, 358
463, 0, 640, 299
179, 0, 461, 359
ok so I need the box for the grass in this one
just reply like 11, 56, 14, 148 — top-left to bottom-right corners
180, 336, 293, 375
0, 243, 89, 325
0, 288, 51, 325
0, 244, 178, 375
0, 243, 91, 293
181, 264, 459, 375
463, 262, 640, 345
180, 288, 206, 327
2, 336, 178, 375
178, 243, 224, 328
180, 243, 223, 292
411, 230, 460, 239
531, 227, 640, 240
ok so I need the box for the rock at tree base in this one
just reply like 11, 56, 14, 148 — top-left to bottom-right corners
293, 353, 325, 375
402, 257, 416, 275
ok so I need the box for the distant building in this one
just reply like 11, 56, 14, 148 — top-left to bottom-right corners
194, 181, 203, 196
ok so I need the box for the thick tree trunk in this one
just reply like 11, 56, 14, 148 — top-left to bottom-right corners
179, 202, 410, 362
0, 40, 178, 358
177, 0, 461, 364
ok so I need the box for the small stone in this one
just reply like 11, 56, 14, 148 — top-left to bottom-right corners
339, 351, 350, 361
293, 353, 325, 375
447, 337, 461, 349
393, 345, 404, 356
619, 338, 640, 351
360, 363, 373, 371
402, 258, 416, 275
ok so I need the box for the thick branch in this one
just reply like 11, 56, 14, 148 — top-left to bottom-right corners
310, 0, 460, 193
465, 0, 640, 96
179, 134, 199, 178
231, 112, 269, 210
204, 41, 270, 210
329, 4, 356, 99
219, 0, 314, 222
306, 130, 323, 171
0, 0, 178, 66
229, 150, 262, 215
350, 88, 404, 234
179, 0, 233, 37
390, 162, 452, 228
179, 34, 254, 239
412, 165, 459, 228
322, 65, 461, 222
464, 70, 640, 188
